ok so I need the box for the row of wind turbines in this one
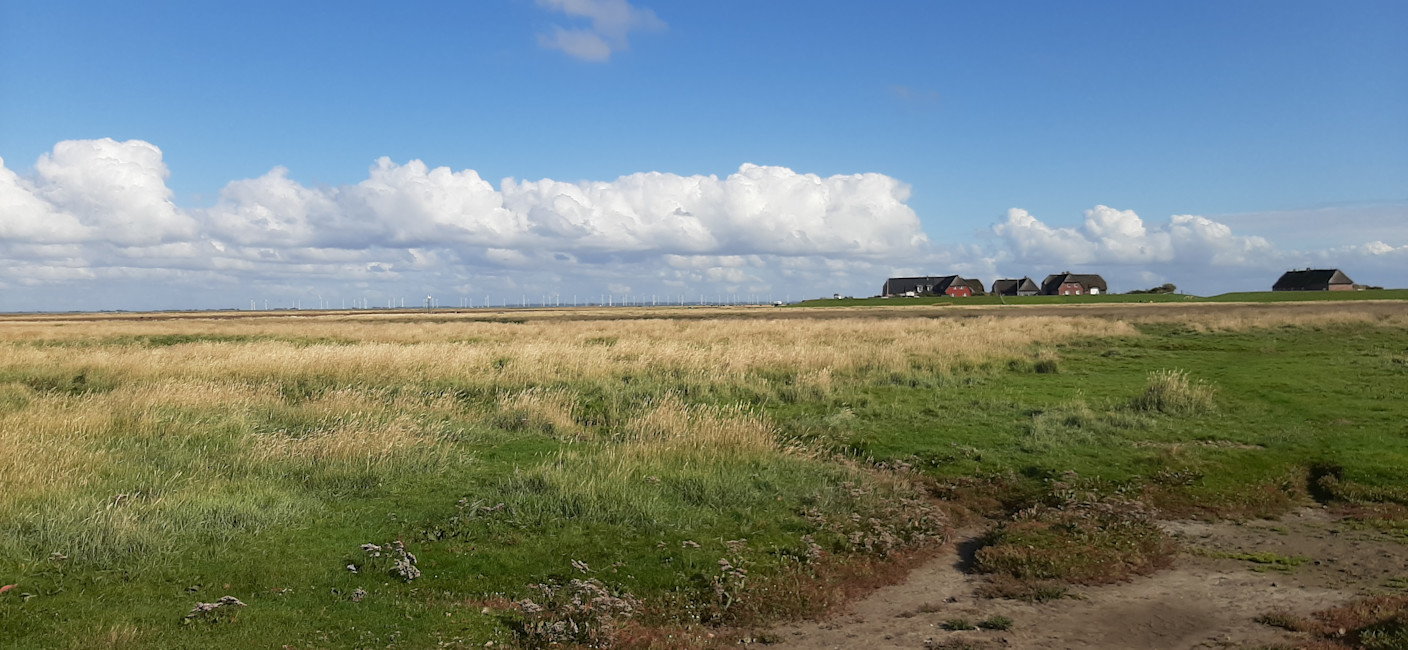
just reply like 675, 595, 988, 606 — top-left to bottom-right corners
248, 293, 793, 311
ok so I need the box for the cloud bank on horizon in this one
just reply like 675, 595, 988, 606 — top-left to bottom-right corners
1, 138, 1404, 311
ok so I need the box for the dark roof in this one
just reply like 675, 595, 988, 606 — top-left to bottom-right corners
883, 276, 949, 294
1040, 272, 1108, 295
993, 277, 1039, 295
929, 275, 978, 293
1273, 269, 1354, 290
883, 275, 983, 295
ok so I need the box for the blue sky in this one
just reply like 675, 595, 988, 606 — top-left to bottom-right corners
1, 0, 1405, 310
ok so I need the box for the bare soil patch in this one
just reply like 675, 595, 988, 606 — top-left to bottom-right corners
767, 507, 1408, 649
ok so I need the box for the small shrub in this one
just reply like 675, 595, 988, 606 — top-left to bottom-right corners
973, 481, 1175, 586
1130, 369, 1216, 416
941, 618, 976, 630
354, 541, 420, 582
514, 578, 639, 649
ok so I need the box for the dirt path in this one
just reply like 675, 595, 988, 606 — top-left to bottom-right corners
767, 507, 1406, 649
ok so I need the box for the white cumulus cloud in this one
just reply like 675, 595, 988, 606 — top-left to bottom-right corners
203, 158, 927, 258
992, 204, 1276, 269
988, 204, 1404, 294
2, 138, 1403, 310
32, 138, 196, 245
0, 138, 931, 310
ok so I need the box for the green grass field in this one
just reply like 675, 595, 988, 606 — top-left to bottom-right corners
1, 306, 1405, 648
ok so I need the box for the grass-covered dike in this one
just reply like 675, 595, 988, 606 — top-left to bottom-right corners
793, 287, 1408, 308
1, 304, 1406, 648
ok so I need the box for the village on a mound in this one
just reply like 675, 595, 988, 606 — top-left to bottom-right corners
880, 268, 1362, 297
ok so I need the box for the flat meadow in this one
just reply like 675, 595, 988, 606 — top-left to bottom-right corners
1, 301, 1406, 648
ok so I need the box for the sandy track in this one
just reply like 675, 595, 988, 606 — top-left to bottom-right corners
768, 507, 1406, 649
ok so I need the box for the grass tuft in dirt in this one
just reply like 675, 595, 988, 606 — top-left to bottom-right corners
1255, 598, 1408, 649
972, 575, 1069, 603
1255, 611, 1315, 632
977, 614, 1013, 631
1192, 549, 1308, 572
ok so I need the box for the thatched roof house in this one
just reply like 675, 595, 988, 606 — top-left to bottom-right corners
1040, 272, 1108, 296
993, 277, 1040, 296
883, 275, 985, 297
1272, 269, 1354, 291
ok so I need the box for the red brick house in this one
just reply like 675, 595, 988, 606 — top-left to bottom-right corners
1040, 272, 1108, 296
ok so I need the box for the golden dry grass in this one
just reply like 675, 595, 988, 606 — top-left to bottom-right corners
0, 312, 1137, 517
4, 303, 1401, 493
0, 388, 110, 499
0, 314, 1136, 383
616, 394, 782, 459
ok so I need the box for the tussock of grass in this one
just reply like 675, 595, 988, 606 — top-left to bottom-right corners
1129, 369, 1217, 416
1007, 350, 1060, 374
1022, 401, 1149, 453
616, 395, 784, 457
496, 387, 585, 439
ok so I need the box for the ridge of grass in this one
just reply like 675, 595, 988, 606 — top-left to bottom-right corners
791, 288, 1408, 308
